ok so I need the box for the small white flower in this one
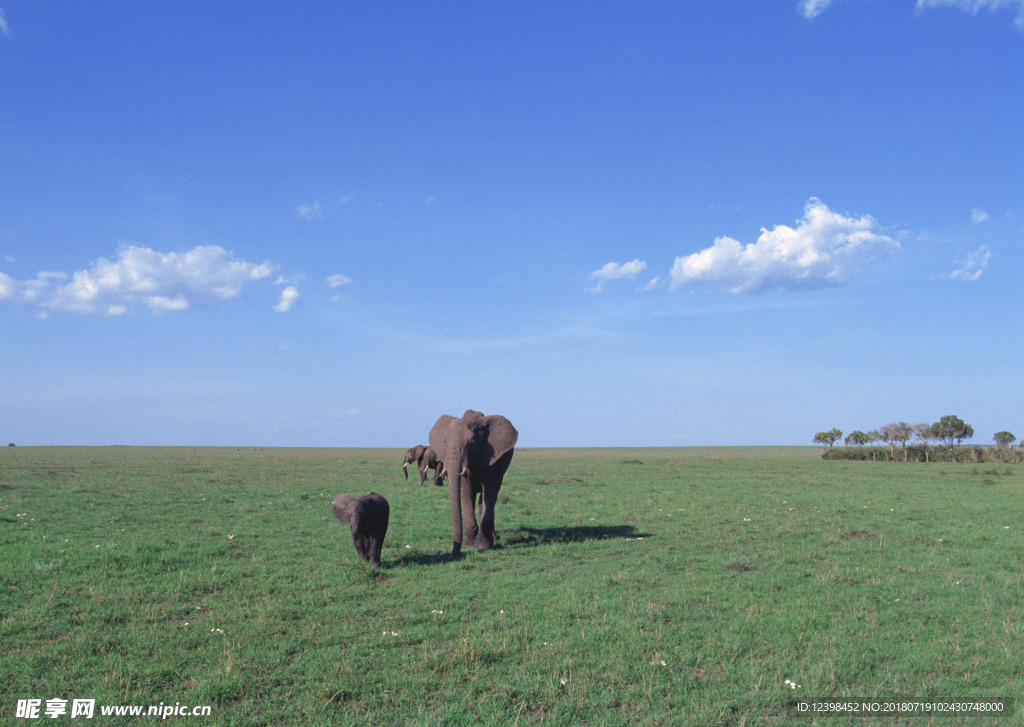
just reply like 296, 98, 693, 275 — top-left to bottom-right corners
227, 534, 234, 540
184, 622, 189, 626
405, 544, 412, 548
431, 610, 444, 615
499, 610, 505, 615
560, 677, 569, 686
743, 518, 751, 522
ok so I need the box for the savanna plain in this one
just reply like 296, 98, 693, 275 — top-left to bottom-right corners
1, 446, 1021, 726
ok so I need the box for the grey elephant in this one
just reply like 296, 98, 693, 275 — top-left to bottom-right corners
420, 447, 447, 486
403, 445, 445, 486
429, 410, 518, 557
402, 445, 427, 480
331, 493, 390, 567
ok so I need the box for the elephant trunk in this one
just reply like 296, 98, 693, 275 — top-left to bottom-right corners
402, 462, 409, 480
449, 461, 464, 557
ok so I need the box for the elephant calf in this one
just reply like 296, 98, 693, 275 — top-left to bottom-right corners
331, 493, 390, 567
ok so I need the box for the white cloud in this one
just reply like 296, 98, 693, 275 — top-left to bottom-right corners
803, 0, 1024, 27
669, 199, 900, 293
0, 244, 276, 316
944, 245, 992, 281
274, 286, 300, 313
799, 0, 837, 19
916, 0, 1024, 29
0, 9, 10, 37
587, 259, 647, 293
326, 274, 353, 302
297, 200, 324, 221
971, 208, 991, 223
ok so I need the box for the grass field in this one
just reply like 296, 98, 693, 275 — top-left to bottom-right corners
1, 446, 1021, 725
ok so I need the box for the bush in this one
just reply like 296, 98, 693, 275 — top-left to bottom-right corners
827, 445, 1022, 464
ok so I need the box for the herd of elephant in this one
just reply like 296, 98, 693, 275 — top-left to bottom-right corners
331, 410, 519, 566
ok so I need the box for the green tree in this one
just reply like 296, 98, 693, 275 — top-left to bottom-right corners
993, 431, 1016, 448
813, 428, 842, 455
931, 415, 974, 455
844, 430, 869, 459
844, 430, 868, 446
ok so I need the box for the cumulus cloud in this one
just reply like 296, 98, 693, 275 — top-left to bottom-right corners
944, 245, 992, 281
799, 0, 837, 19
0, 244, 277, 316
669, 199, 900, 294
917, 0, 1024, 29
971, 208, 990, 223
273, 285, 300, 313
587, 259, 647, 293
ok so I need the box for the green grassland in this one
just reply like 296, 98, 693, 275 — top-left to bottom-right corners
1, 446, 1021, 725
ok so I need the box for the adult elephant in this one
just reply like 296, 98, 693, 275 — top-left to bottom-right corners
401, 445, 427, 481
429, 410, 518, 557
420, 446, 446, 487
402, 445, 445, 486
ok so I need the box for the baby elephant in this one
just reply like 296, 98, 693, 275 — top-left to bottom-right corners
331, 493, 390, 567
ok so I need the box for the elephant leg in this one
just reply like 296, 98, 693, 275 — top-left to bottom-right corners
368, 536, 382, 567
352, 533, 370, 563
476, 451, 513, 550
475, 484, 499, 550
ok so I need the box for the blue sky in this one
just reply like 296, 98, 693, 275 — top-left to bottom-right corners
2, 1, 1022, 447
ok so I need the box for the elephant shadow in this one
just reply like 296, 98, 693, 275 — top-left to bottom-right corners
388, 524, 651, 566
391, 551, 454, 567
505, 525, 651, 548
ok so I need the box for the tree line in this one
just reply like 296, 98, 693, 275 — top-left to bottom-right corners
813, 415, 1021, 463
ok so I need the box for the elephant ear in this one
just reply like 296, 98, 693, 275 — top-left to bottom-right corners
331, 494, 355, 525
429, 415, 459, 463
481, 415, 518, 467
